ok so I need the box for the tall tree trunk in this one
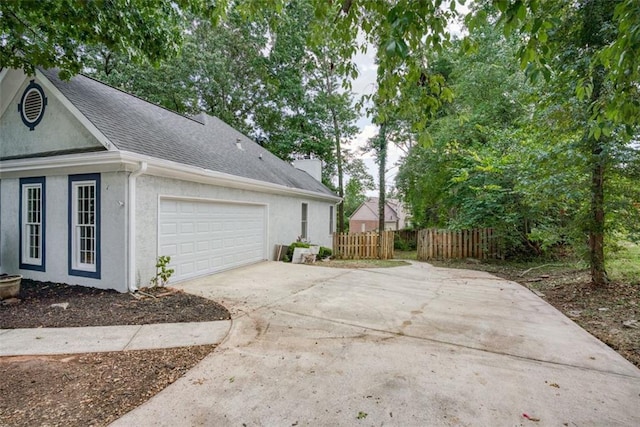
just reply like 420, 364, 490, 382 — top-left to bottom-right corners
332, 107, 345, 233
378, 123, 388, 234
324, 64, 345, 233
587, 67, 608, 287
589, 144, 607, 286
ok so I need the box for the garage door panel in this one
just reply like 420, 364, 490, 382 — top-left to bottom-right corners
159, 243, 177, 256
159, 199, 265, 282
161, 200, 178, 213
196, 240, 209, 252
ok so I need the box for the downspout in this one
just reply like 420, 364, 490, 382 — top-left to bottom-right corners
128, 162, 147, 292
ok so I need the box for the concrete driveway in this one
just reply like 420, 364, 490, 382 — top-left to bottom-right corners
112, 261, 640, 426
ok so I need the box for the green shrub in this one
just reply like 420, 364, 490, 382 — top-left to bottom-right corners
394, 234, 410, 251
394, 233, 417, 251
319, 246, 332, 258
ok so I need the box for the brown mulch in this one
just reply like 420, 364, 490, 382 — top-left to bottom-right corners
0, 279, 230, 328
0, 345, 214, 427
0, 279, 231, 427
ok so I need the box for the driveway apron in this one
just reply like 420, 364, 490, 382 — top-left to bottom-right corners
111, 261, 640, 426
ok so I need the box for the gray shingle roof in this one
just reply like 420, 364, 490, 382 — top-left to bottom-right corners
40, 69, 336, 198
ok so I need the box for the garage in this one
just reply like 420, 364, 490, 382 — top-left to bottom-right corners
158, 198, 267, 282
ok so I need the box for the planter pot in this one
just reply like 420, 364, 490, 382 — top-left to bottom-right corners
0, 274, 22, 300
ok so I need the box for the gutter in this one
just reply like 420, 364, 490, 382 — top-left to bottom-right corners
0, 151, 341, 203
127, 161, 147, 292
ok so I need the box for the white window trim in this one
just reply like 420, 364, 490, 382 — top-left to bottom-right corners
71, 179, 97, 273
21, 183, 43, 266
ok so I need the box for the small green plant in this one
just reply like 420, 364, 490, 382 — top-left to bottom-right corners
357, 411, 368, 419
319, 246, 332, 258
151, 255, 174, 287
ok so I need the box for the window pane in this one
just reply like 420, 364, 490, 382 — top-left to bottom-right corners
74, 183, 96, 267
21, 182, 43, 265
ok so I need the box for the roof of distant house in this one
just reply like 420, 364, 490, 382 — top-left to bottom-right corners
350, 197, 405, 221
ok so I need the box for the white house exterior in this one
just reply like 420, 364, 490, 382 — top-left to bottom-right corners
0, 68, 339, 292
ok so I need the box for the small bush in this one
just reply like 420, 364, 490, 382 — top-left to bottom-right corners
394, 234, 416, 251
319, 246, 332, 258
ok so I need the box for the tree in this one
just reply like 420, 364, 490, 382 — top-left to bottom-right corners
494, 0, 640, 285
85, 12, 269, 133
394, 15, 592, 258
84, 1, 359, 208
0, 0, 211, 80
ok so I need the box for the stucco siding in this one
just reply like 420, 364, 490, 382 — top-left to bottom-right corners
0, 172, 128, 291
0, 75, 103, 159
134, 175, 335, 285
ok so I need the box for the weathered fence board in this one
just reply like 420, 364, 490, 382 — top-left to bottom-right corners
417, 228, 500, 260
333, 231, 394, 260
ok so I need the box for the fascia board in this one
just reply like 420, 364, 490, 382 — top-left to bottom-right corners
35, 69, 115, 151
0, 151, 132, 178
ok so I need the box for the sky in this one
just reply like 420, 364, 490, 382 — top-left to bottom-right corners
346, 44, 403, 196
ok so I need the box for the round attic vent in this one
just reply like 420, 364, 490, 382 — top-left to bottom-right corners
19, 80, 47, 131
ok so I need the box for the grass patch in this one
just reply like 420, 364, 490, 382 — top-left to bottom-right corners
425, 258, 581, 279
608, 241, 640, 283
394, 250, 417, 260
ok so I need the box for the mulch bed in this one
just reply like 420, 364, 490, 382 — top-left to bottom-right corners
0, 279, 230, 328
0, 278, 231, 426
0, 345, 215, 427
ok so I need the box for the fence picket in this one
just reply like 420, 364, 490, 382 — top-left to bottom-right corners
332, 231, 394, 260
416, 228, 500, 261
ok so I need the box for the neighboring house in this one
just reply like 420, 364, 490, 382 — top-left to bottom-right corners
0, 68, 339, 292
349, 197, 408, 232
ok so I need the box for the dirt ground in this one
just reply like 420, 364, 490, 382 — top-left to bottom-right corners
0, 346, 214, 427
429, 260, 640, 369
0, 279, 230, 427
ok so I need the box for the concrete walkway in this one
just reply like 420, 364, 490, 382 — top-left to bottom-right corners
0, 321, 231, 355
109, 261, 640, 426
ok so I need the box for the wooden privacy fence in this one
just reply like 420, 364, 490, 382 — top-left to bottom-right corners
333, 231, 395, 260
417, 228, 501, 260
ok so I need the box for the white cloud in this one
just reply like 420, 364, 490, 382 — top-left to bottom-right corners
348, 123, 377, 155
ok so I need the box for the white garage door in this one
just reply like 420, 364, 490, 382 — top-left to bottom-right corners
159, 198, 266, 282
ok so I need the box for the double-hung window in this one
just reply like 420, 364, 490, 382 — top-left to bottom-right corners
20, 177, 46, 271
69, 174, 101, 278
